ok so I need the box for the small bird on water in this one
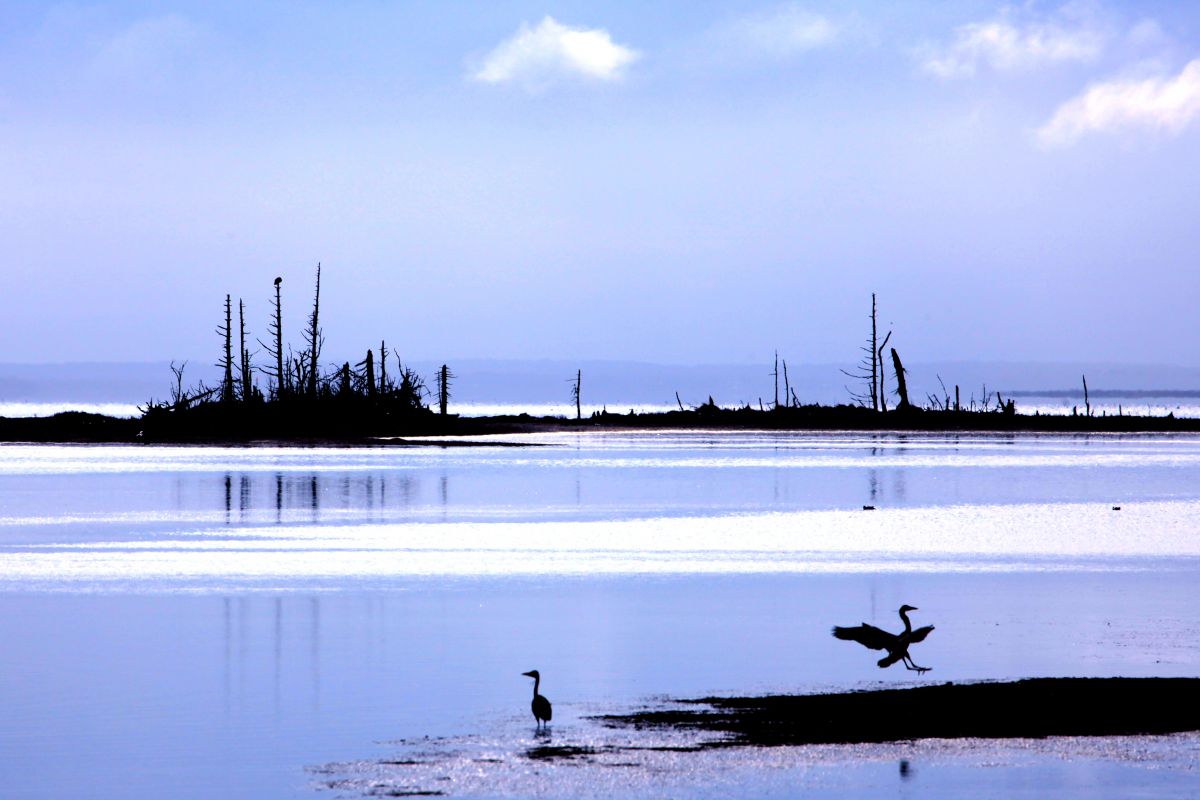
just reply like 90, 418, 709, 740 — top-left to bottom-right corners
521, 670, 552, 730
832, 605, 935, 673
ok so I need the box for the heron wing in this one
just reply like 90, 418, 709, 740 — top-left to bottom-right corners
832, 623, 897, 651
908, 625, 935, 643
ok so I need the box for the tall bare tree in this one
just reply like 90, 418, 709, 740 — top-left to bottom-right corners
304, 263, 323, 398
218, 294, 235, 403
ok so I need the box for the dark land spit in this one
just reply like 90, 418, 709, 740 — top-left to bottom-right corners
4, 404, 1200, 444
599, 678, 1200, 746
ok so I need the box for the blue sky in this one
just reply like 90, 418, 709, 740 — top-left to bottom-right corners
2, 1, 1199, 367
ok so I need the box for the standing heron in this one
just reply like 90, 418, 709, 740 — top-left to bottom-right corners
521, 670, 552, 730
832, 605, 935, 673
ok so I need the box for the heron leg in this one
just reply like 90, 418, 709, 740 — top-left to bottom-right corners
903, 658, 931, 674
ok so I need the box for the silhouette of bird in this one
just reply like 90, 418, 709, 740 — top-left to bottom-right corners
521, 670, 552, 729
832, 604, 935, 673
274, 276, 282, 286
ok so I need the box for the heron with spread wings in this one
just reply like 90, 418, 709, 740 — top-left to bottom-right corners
832, 604, 935, 673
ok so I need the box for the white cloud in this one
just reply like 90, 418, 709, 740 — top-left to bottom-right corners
472, 17, 639, 90
724, 5, 838, 59
1038, 59, 1200, 146
921, 9, 1106, 79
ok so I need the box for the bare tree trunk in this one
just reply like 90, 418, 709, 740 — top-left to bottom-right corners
574, 369, 582, 420
238, 299, 251, 402
782, 359, 791, 408
877, 330, 893, 413
379, 340, 388, 395
870, 294, 878, 412
891, 347, 911, 411
1082, 374, 1090, 417
365, 350, 376, 399
273, 278, 285, 398
220, 294, 234, 403
305, 264, 322, 398
773, 351, 779, 410
440, 364, 450, 415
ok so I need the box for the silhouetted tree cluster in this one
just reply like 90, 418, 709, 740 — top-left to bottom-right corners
142, 266, 434, 438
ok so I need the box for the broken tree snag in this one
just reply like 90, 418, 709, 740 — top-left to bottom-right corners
782, 359, 791, 408
363, 350, 376, 399
891, 347, 911, 411
439, 364, 451, 416
1082, 374, 1091, 417
877, 330, 892, 413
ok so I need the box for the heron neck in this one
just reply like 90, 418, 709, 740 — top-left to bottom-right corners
899, 609, 912, 634
532, 675, 540, 696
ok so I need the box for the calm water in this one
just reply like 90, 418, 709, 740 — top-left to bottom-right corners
1, 432, 1198, 798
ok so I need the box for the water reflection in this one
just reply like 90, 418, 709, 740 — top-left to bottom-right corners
219, 595, 324, 715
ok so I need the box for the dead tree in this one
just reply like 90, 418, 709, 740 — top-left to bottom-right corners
438, 364, 452, 415
1082, 374, 1091, 417
257, 276, 286, 399
170, 360, 188, 407
218, 294, 235, 403
869, 294, 878, 411
379, 341, 389, 394
773, 351, 779, 410
571, 369, 582, 420
876, 330, 893, 413
304, 264, 323, 398
891, 347, 911, 411
782, 359, 791, 408
843, 294, 887, 410
238, 299, 253, 402
358, 349, 376, 399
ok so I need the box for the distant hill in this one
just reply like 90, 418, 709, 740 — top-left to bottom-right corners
4, 359, 1200, 409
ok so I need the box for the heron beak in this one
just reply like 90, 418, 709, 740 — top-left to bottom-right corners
521, 671, 534, 678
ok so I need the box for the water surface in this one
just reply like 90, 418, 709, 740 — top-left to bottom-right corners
1, 432, 1197, 798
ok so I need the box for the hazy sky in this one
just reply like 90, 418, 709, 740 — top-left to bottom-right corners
3, 1, 1199, 368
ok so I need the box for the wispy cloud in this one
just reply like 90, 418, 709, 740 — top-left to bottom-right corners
1038, 59, 1200, 146
472, 17, 638, 91
921, 7, 1106, 79
722, 5, 838, 59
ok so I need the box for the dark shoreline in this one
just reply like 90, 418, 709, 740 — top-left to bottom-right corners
598, 678, 1200, 747
3, 404, 1200, 444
